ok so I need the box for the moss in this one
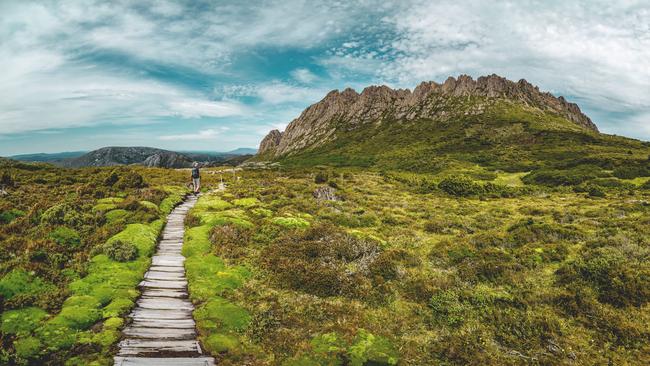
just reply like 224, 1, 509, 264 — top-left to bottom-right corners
52, 304, 102, 329
0, 269, 56, 301
203, 333, 239, 353
194, 297, 251, 332
49, 226, 81, 248
233, 197, 260, 208
160, 193, 184, 214
92, 329, 120, 347
97, 197, 124, 204
14, 336, 42, 359
1, 307, 48, 336
35, 322, 76, 350
199, 211, 254, 228
251, 208, 273, 218
195, 197, 233, 211
105, 209, 129, 223
103, 317, 124, 330
272, 216, 310, 229
348, 330, 399, 366
92, 203, 117, 212
103, 240, 138, 262
102, 297, 134, 318
139, 200, 158, 211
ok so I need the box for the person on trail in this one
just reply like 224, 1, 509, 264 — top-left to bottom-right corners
191, 162, 201, 195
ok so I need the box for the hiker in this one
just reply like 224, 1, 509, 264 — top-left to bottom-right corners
191, 162, 200, 195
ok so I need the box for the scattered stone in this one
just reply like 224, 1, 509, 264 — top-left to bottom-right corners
313, 186, 339, 201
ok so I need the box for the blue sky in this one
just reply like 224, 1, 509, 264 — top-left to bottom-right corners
1, 0, 649, 155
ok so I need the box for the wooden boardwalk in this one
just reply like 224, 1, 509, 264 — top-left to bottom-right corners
114, 195, 215, 366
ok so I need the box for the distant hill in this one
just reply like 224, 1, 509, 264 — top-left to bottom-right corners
256, 74, 650, 173
10, 151, 87, 163
225, 147, 257, 155
54, 146, 255, 168
60, 147, 193, 168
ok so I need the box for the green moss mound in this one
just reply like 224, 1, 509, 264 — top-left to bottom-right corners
1, 307, 48, 336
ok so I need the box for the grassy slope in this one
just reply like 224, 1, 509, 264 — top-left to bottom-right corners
179, 168, 650, 365
280, 99, 650, 174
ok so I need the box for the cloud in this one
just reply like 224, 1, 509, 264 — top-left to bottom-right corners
159, 128, 226, 141
291, 68, 318, 84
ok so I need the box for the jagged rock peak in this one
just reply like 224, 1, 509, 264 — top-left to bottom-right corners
258, 129, 284, 156
257, 74, 598, 158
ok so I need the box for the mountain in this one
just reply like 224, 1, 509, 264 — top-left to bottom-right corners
9, 151, 87, 163
225, 147, 257, 155
257, 74, 649, 172
61, 147, 193, 168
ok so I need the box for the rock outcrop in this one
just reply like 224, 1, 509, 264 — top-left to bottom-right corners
258, 74, 598, 158
258, 129, 284, 156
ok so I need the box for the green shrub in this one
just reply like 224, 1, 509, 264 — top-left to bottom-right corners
194, 297, 251, 332
523, 165, 609, 186
261, 224, 385, 299
613, 165, 649, 179
102, 240, 138, 262
438, 175, 483, 196
314, 171, 328, 184
40, 203, 82, 226
588, 185, 606, 198
35, 322, 76, 350
1, 307, 48, 336
348, 329, 399, 366
49, 227, 81, 248
211, 224, 252, 259
429, 289, 467, 326
556, 246, 650, 307
0, 208, 25, 224
115, 171, 145, 189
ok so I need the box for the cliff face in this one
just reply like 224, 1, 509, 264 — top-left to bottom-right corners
62, 147, 193, 168
257, 74, 598, 158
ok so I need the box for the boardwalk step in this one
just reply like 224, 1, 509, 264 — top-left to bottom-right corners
114, 357, 215, 366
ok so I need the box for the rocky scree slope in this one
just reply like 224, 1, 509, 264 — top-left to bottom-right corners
61, 147, 193, 168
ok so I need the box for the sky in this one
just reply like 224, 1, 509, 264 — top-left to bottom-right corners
0, 0, 649, 155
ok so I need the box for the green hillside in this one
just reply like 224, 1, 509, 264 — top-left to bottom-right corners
280, 99, 650, 178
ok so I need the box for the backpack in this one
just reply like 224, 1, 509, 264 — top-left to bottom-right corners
191, 167, 200, 179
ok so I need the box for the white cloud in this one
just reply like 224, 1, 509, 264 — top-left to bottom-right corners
159, 128, 226, 141
291, 68, 318, 84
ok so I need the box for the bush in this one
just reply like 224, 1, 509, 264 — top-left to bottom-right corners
210, 224, 252, 259
261, 224, 384, 299
1, 170, 15, 187
49, 227, 81, 248
115, 171, 145, 189
103, 240, 138, 262
556, 246, 650, 307
314, 172, 328, 184
523, 165, 609, 186
0, 208, 25, 224
438, 175, 484, 196
613, 165, 649, 179
588, 185, 606, 198
40, 203, 82, 226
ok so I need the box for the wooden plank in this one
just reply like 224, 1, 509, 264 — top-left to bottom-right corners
140, 279, 187, 289
147, 266, 184, 273
130, 319, 195, 329
132, 308, 193, 320
140, 289, 188, 298
137, 298, 194, 310
145, 271, 185, 281
114, 357, 215, 366
117, 340, 201, 355
123, 327, 196, 340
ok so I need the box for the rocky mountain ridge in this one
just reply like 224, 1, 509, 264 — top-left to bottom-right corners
258, 74, 597, 158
